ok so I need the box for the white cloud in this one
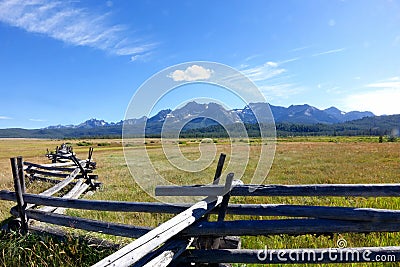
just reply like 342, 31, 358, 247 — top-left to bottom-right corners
169, 65, 213, 82
0, 0, 155, 58
0, 116, 12, 120
312, 48, 346, 57
344, 80, 400, 115
29, 118, 46, 122
265, 61, 278, 68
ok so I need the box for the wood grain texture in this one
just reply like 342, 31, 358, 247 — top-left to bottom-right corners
39, 168, 80, 196
2, 190, 400, 222
91, 195, 223, 267
157, 183, 400, 197
176, 247, 400, 264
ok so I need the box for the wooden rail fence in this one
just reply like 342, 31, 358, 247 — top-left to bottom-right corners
0, 150, 400, 266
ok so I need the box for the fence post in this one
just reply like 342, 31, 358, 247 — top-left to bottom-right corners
213, 153, 226, 184
205, 153, 225, 221
86, 147, 94, 169
52, 146, 59, 163
196, 153, 226, 251
17, 157, 26, 193
10, 157, 28, 234
211, 173, 235, 250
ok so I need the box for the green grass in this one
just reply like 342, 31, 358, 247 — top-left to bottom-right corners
0, 137, 399, 266
0, 231, 115, 267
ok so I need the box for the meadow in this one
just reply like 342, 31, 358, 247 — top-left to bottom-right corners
0, 137, 399, 266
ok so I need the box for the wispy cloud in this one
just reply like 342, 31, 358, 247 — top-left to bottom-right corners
312, 48, 346, 57
387, 76, 400, 81
130, 52, 152, 62
367, 81, 400, 88
29, 118, 46, 122
244, 54, 263, 62
0, 0, 155, 58
259, 83, 304, 99
240, 61, 303, 100
344, 78, 400, 115
279, 57, 301, 64
289, 45, 312, 52
366, 77, 400, 89
241, 61, 285, 82
0, 116, 12, 120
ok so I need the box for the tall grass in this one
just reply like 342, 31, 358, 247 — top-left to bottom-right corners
0, 137, 399, 266
0, 231, 115, 267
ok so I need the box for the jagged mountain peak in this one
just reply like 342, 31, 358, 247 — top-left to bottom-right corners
147, 109, 172, 123
75, 118, 108, 128
44, 101, 375, 130
325, 106, 343, 113
324, 106, 346, 117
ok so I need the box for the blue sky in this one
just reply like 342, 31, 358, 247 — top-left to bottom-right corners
0, 0, 399, 128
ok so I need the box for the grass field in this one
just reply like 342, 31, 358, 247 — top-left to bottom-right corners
0, 137, 399, 266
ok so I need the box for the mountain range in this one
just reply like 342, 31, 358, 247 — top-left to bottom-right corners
45, 102, 375, 130
0, 102, 397, 138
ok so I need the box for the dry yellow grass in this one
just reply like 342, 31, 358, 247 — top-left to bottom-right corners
0, 137, 399, 266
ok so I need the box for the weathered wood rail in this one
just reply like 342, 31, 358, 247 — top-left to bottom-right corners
156, 183, 400, 197
175, 246, 400, 264
1, 151, 400, 266
5, 206, 400, 238
3, 190, 400, 222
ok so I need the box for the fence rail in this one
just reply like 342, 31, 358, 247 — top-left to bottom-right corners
156, 183, 400, 197
7, 206, 400, 239
2, 190, 400, 222
175, 246, 400, 264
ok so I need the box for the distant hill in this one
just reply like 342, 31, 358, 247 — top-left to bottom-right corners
180, 114, 400, 138
0, 125, 123, 139
0, 102, 396, 138
324, 106, 374, 122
